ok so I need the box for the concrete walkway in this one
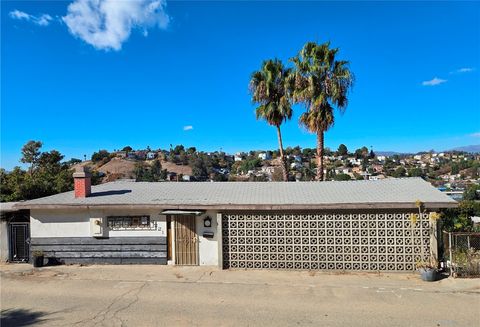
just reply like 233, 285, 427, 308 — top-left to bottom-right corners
1, 264, 479, 326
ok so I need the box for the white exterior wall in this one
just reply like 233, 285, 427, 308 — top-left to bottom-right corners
30, 208, 220, 266
30, 209, 166, 238
0, 220, 8, 262
195, 211, 219, 266
31, 209, 91, 237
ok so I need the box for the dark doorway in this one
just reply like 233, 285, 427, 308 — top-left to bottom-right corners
167, 215, 172, 261
9, 223, 30, 262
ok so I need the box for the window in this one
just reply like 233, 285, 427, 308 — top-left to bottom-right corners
107, 216, 156, 230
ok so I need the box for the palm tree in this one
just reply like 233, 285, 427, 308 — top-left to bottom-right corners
249, 59, 293, 181
290, 42, 354, 181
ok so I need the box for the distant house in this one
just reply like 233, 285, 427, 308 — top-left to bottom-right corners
213, 168, 230, 175
376, 155, 386, 162
234, 152, 244, 162
127, 152, 137, 160
352, 167, 363, 174
258, 152, 272, 160
335, 168, 351, 175
291, 162, 302, 170
261, 166, 276, 174
372, 164, 384, 173
146, 152, 156, 160
348, 158, 362, 166
136, 151, 147, 160
224, 155, 235, 163
166, 172, 177, 181
115, 151, 127, 158
368, 174, 386, 181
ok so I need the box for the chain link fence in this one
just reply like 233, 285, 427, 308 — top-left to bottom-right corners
443, 231, 480, 277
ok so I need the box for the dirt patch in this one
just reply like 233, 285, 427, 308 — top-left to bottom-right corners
160, 160, 192, 176
97, 158, 136, 180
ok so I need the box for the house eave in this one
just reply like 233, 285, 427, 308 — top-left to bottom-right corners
16, 201, 458, 211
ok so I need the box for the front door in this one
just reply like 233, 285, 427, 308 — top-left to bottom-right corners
174, 215, 198, 265
9, 223, 30, 262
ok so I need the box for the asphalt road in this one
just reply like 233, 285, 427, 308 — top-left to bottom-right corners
1, 264, 479, 327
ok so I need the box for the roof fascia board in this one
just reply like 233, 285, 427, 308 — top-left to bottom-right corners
19, 202, 458, 210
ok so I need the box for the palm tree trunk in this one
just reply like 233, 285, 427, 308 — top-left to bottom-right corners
316, 130, 324, 181
276, 125, 288, 181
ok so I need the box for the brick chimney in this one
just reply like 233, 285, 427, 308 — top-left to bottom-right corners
73, 166, 91, 198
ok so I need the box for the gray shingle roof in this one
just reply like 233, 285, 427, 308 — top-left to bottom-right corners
15, 178, 457, 210
0, 202, 20, 212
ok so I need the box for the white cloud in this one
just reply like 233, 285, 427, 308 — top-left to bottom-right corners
183, 125, 193, 131
422, 77, 447, 86
470, 132, 480, 138
9, 10, 53, 26
451, 67, 475, 74
63, 0, 170, 51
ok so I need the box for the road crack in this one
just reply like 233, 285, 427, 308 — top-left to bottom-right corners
71, 282, 146, 327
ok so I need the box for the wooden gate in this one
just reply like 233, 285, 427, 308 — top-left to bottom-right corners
174, 215, 198, 265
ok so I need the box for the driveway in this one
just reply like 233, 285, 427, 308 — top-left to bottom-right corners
1, 264, 479, 327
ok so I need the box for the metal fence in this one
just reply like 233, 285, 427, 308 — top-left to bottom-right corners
444, 231, 480, 277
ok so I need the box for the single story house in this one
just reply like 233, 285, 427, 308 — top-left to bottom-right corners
258, 152, 272, 161
146, 152, 156, 160
14, 167, 457, 271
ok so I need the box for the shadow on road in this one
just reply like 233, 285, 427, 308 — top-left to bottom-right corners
1, 308, 50, 327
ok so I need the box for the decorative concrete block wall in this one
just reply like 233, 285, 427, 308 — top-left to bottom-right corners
222, 212, 431, 271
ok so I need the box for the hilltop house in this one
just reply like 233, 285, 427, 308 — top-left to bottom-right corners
146, 152, 156, 160
258, 152, 272, 160
234, 152, 244, 162
14, 167, 457, 271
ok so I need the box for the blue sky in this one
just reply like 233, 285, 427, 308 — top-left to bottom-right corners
1, 1, 479, 169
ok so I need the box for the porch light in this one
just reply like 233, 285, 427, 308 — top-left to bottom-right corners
204, 216, 212, 227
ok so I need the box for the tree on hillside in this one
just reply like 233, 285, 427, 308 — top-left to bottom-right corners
192, 157, 208, 180
392, 166, 407, 178
151, 159, 167, 181
302, 148, 315, 158
135, 159, 167, 182
2, 141, 74, 202
408, 167, 424, 178
463, 184, 480, 201
291, 42, 354, 181
91, 150, 110, 162
21, 140, 42, 173
66, 158, 82, 165
442, 200, 480, 232
354, 146, 369, 159
334, 173, 351, 181
249, 59, 293, 181
122, 146, 133, 152
173, 145, 185, 155
337, 144, 348, 156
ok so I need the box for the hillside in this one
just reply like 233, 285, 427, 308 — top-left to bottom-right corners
74, 158, 192, 183
449, 145, 480, 153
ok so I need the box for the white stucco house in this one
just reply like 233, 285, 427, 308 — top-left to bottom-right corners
258, 152, 272, 160
14, 167, 457, 271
